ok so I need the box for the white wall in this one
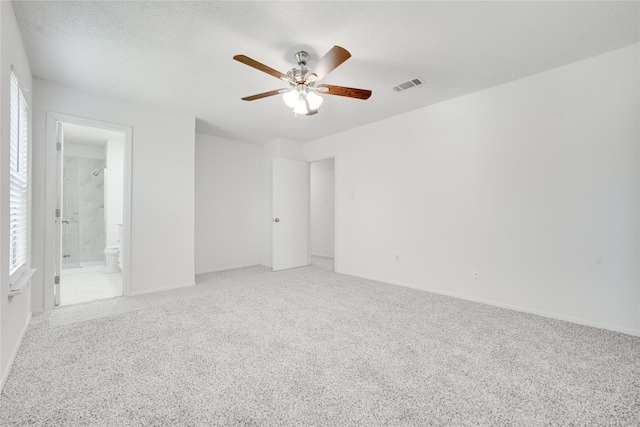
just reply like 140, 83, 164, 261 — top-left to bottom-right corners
195, 133, 261, 274
305, 43, 640, 335
310, 159, 335, 258
64, 141, 104, 159
260, 139, 304, 267
0, 1, 33, 388
105, 137, 124, 248
31, 79, 196, 308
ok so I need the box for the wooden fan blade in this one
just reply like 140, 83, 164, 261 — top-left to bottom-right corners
316, 84, 372, 100
234, 55, 294, 83
241, 89, 288, 101
307, 46, 351, 82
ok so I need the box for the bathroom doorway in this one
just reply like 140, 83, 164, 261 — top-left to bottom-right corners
56, 121, 125, 306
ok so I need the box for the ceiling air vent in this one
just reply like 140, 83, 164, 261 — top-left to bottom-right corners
392, 77, 426, 93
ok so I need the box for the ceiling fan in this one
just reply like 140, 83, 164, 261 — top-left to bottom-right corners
233, 46, 372, 116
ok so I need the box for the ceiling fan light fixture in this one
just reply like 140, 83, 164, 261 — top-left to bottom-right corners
306, 91, 323, 110
235, 45, 371, 116
293, 98, 309, 115
282, 89, 299, 108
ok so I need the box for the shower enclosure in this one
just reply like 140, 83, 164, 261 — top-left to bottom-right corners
61, 155, 105, 269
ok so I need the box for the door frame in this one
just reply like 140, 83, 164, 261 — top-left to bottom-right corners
45, 112, 133, 310
53, 121, 63, 306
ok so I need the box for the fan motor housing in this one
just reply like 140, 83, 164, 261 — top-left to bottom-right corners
286, 66, 309, 85
285, 51, 314, 85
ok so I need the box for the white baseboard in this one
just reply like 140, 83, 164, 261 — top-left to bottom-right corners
1, 312, 32, 392
338, 270, 640, 337
311, 253, 335, 259
128, 281, 195, 297
196, 263, 260, 274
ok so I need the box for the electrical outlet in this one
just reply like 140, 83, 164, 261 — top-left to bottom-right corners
395, 255, 400, 263
473, 268, 480, 280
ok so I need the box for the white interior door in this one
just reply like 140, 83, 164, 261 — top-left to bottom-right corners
272, 158, 309, 271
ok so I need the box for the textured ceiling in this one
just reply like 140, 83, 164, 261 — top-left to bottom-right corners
12, 1, 640, 145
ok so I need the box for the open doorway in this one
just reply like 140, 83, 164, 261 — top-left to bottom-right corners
57, 122, 125, 306
309, 158, 335, 271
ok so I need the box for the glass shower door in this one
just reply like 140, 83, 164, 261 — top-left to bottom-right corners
62, 160, 80, 269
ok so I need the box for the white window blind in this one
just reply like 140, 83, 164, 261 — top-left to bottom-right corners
9, 72, 28, 277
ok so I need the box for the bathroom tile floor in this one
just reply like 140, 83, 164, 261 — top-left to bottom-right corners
60, 266, 123, 306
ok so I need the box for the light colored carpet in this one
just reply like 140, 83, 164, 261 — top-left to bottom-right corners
1, 261, 639, 426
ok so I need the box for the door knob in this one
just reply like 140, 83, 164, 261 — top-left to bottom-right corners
274, 218, 280, 223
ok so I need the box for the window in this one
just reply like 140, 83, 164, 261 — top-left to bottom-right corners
9, 71, 28, 278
